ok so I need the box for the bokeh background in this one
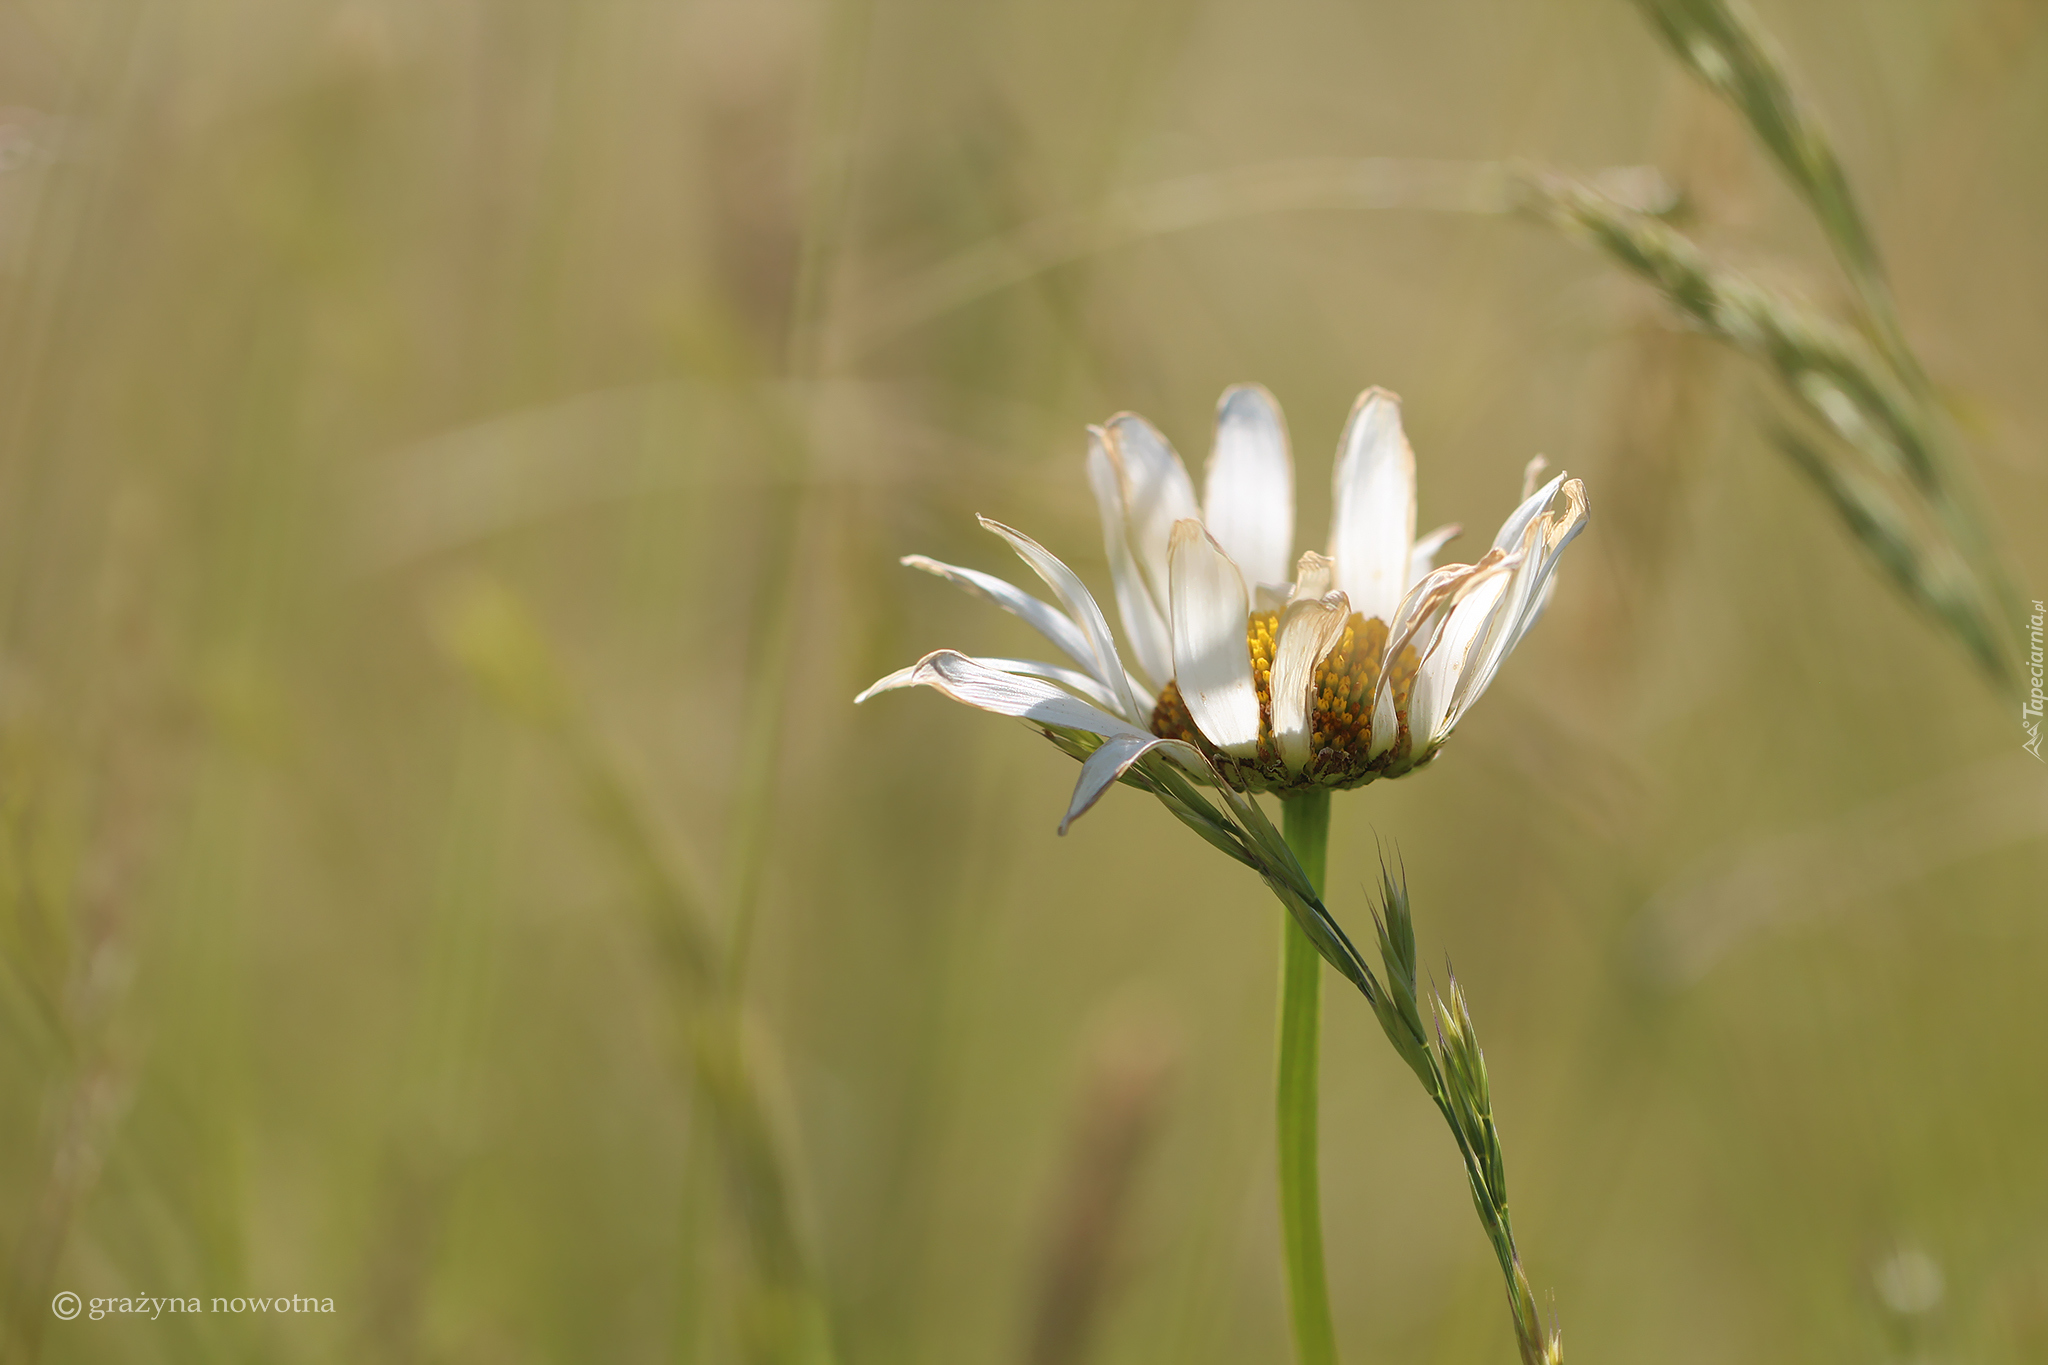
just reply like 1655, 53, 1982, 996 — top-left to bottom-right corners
0, 0, 2045, 1362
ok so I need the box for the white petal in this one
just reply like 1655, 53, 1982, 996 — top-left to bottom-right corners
1290, 550, 1336, 601
1328, 387, 1416, 625
1270, 591, 1351, 773
1408, 566, 1517, 747
975, 657, 1127, 715
1167, 520, 1260, 756
1406, 523, 1462, 589
855, 649, 1148, 740
1520, 455, 1550, 500
1368, 679, 1400, 758
1085, 427, 1173, 689
1492, 470, 1565, 554
1202, 384, 1294, 588
978, 517, 1145, 724
1104, 412, 1200, 613
901, 555, 1096, 675
1069, 735, 1254, 862
1516, 574, 1559, 644
1060, 732, 1176, 834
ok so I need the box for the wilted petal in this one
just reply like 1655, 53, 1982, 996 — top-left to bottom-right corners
1407, 523, 1461, 589
1369, 550, 1506, 726
1290, 550, 1336, 601
1328, 387, 1416, 625
1383, 553, 1499, 667
1436, 533, 1547, 742
1451, 477, 1590, 726
1085, 428, 1173, 689
1167, 520, 1260, 757
979, 516, 1144, 724
855, 649, 1149, 740
1408, 563, 1517, 747
1202, 384, 1294, 588
1501, 477, 1589, 655
1270, 591, 1351, 773
1491, 470, 1565, 554
1399, 474, 1581, 744
1104, 412, 1200, 612
901, 555, 1096, 676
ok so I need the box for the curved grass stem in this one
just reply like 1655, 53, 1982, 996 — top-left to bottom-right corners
429, 575, 835, 1365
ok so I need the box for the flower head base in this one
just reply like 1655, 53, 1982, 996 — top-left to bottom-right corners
859, 384, 1588, 820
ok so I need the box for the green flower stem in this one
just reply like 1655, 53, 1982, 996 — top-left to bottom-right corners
1277, 789, 1337, 1365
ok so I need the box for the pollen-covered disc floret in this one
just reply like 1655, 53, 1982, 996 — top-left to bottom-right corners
1149, 612, 1422, 793
857, 381, 1588, 833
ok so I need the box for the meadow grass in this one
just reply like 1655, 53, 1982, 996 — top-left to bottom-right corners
0, 2, 2043, 1363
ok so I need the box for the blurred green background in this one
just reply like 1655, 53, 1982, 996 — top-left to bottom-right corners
0, 0, 2045, 1362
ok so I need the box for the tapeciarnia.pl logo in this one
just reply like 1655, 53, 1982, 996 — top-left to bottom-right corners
2024, 600, 2045, 761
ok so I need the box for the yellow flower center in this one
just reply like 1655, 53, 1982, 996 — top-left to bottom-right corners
1148, 610, 1422, 793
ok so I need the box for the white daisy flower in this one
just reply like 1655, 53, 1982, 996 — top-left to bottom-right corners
858, 384, 1588, 826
